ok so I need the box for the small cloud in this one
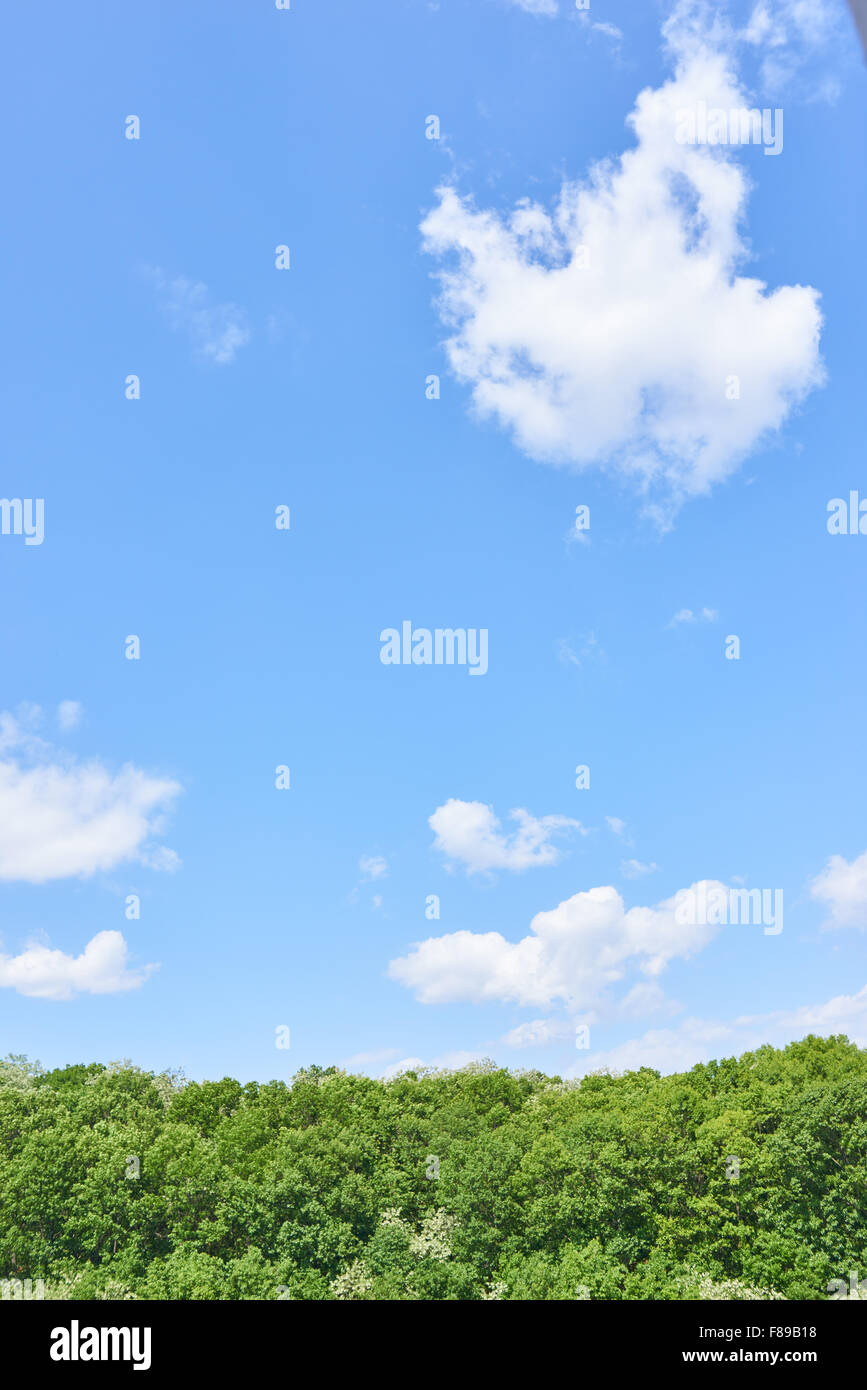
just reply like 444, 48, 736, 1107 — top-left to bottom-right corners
371, 894, 383, 910
558, 639, 582, 668
588, 20, 622, 41
430, 798, 586, 875
739, 0, 847, 100
557, 632, 603, 669
621, 858, 659, 878
810, 850, 867, 929
57, 701, 83, 731
501, 1017, 577, 1047
0, 705, 49, 758
0, 930, 156, 1000
606, 816, 626, 837
503, 0, 558, 15
382, 1049, 486, 1078
617, 981, 679, 1019
667, 607, 718, 627
139, 846, 182, 873
568, 979, 867, 1078
359, 855, 388, 881
148, 269, 251, 365
381, 1055, 427, 1079
340, 1047, 401, 1070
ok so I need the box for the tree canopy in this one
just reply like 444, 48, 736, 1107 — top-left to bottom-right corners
1, 1035, 864, 1300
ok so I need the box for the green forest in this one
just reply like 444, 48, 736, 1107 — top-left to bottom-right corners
1, 1035, 865, 1301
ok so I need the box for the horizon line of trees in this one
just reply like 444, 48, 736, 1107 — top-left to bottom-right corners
1, 1034, 865, 1300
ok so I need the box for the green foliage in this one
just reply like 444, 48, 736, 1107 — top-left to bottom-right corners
0, 1038, 864, 1300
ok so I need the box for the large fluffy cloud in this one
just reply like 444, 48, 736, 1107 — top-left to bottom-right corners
0, 708, 181, 883
421, 37, 824, 504
429, 798, 585, 873
0, 931, 156, 1000
389, 880, 726, 1008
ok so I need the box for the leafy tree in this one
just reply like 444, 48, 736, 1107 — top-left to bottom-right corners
0, 1037, 863, 1300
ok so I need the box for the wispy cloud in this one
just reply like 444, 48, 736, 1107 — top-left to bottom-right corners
381, 1049, 487, 1079
738, 0, 848, 99
57, 701, 83, 731
667, 607, 718, 627
502, 0, 622, 38
568, 981, 867, 1076
359, 854, 388, 881
557, 632, 604, 668
340, 1047, 401, 1070
621, 858, 659, 878
502, 0, 558, 15
148, 269, 251, 364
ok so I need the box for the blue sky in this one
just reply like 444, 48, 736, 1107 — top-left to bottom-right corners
1, 0, 866, 1083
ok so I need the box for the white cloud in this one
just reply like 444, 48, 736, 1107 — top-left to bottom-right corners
340, 1047, 401, 1069
502, 0, 621, 34
139, 845, 182, 873
557, 632, 603, 668
570, 982, 867, 1075
606, 816, 627, 836
57, 701, 82, 731
502, 984, 676, 1049
421, 37, 824, 510
382, 1049, 486, 1079
810, 850, 867, 929
588, 20, 623, 41
0, 706, 49, 757
382, 1056, 427, 1078
668, 606, 718, 626
389, 880, 726, 1008
740, 0, 845, 96
0, 931, 156, 1000
503, 0, 558, 15
621, 858, 659, 878
502, 1016, 579, 1047
429, 798, 585, 874
616, 980, 679, 1019
0, 712, 181, 883
359, 854, 388, 880
149, 269, 251, 365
